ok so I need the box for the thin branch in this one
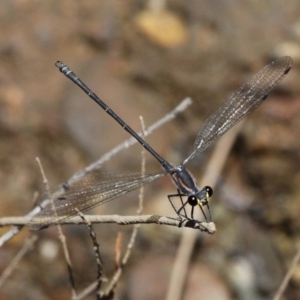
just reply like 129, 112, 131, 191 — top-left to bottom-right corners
114, 232, 123, 269
36, 157, 50, 193
77, 211, 104, 294
0, 215, 216, 234
76, 281, 99, 300
273, 243, 300, 300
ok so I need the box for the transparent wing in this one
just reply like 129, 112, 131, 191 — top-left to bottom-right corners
29, 170, 166, 230
182, 56, 292, 165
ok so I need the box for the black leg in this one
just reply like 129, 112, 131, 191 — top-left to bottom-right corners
168, 191, 190, 220
167, 191, 210, 223
191, 205, 195, 219
177, 190, 188, 218
206, 202, 212, 222
199, 205, 207, 221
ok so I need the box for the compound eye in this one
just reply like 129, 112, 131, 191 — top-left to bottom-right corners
205, 186, 213, 197
188, 195, 198, 206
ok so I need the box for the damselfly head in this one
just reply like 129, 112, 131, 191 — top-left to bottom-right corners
196, 186, 213, 206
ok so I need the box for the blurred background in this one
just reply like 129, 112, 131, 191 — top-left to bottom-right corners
0, 0, 300, 299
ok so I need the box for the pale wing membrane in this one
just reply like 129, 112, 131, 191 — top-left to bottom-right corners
182, 56, 292, 165
29, 170, 166, 230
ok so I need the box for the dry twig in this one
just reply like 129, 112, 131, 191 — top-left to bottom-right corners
0, 215, 216, 233
273, 243, 300, 300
